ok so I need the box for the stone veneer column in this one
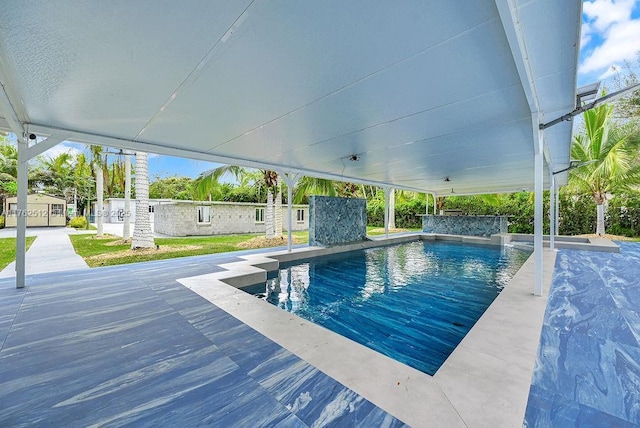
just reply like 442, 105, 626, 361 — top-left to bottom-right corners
309, 196, 366, 246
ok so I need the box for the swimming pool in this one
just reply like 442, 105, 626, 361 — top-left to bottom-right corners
242, 240, 531, 375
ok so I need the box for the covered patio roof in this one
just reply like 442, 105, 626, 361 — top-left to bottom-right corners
0, 1, 581, 195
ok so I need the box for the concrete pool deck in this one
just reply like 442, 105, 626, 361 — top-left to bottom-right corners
1, 233, 636, 426
179, 236, 556, 427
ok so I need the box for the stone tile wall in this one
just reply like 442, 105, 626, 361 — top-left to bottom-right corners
309, 196, 366, 246
154, 202, 308, 236
422, 215, 508, 236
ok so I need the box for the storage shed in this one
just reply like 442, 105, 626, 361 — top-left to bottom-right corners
3, 194, 67, 227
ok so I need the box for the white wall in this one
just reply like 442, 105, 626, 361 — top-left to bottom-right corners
154, 201, 309, 236
99, 199, 170, 223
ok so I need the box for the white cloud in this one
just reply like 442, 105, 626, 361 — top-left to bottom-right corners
580, 0, 640, 76
583, 0, 636, 32
580, 22, 593, 49
580, 19, 640, 74
40, 142, 83, 160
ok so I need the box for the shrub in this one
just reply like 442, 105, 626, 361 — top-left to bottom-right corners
558, 192, 597, 235
0, 215, 4, 229
366, 189, 640, 237
367, 198, 427, 228
68, 216, 87, 229
605, 193, 640, 237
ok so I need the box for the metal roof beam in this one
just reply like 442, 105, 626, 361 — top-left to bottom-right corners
25, 133, 71, 160
8, 121, 431, 194
0, 81, 25, 137
494, 0, 541, 115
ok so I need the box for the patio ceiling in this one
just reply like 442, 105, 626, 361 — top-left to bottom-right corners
0, 1, 581, 195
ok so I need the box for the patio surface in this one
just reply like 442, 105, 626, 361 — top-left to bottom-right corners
525, 242, 640, 426
0, 253, 405, 427
0, 238, 638, 426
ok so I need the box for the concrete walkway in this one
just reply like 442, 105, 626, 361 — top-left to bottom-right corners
0, 228, 90, 278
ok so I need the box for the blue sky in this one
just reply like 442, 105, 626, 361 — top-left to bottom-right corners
41, 0, 640, 179
579, 0, 640, 86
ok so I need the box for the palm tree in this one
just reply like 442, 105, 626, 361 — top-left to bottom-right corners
569, 104, 640, 235
72, 153, 94, 220
196, 166, 347, 237
194, 165, 245, 201
0, 141, 18, 212
131, 151, 155, 248
0, 141, 18, 179
195, 165, 282, 238
292, 176, 338, 203
89, 146, 105, 237
38, 152, 75, 198
262, 169, 278, 238
388, 188, 396, 229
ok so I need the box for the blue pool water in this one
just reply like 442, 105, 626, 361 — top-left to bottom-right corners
242, 240, 531, 375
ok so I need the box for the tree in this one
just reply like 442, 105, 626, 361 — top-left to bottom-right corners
36, 152, 75, 199
0, 140, 18, 212
90, 146, 105, 237
0, 140, 18, 179
73, 153, 95, 218
388, 188, 395, 229
195, 166, 347, 236
292, 176, 338, 203
0, 138, 44, 214
195, 165, 282, 238
149, 176, 194, 200
569, 103, 640, 235
131, 152, 155, 248
610, 55, 640, 119
194, 165, 246, 201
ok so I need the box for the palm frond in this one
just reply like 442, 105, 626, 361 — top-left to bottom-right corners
194, 164, 247, 200
293, 176, 338, 203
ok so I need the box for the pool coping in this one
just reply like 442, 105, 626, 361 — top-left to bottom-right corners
178, 234, 557, 427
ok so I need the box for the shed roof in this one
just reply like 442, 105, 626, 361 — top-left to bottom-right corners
5, 193, 67, 203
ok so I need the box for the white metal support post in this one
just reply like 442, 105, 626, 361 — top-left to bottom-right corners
383, 187, 391, 238
533, 125, 544, 296
555, 185, 560, 237
280, 172, 299, 252
549, 170, 555, 251
15, 133, 31, 288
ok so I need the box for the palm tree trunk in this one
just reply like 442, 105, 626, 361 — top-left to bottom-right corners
388, 188, 396, 229
275, 181, 282, 237
596, 203, 605, 236
265, 189, 274, 238
123, 154, 131, 240
132, 152, 155, 248
95, 164, 104, 237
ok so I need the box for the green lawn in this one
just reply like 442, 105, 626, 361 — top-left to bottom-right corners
69, 232, 309, 267
69, 226, 422, 268
366, 226, 421, 236
0, 237, 37, 270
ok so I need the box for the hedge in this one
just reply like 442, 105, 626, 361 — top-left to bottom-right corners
366, 190, 640, 237
367, 198, 427, 228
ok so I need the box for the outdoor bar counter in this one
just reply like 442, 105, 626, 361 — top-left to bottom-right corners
421, 215, 508, 237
